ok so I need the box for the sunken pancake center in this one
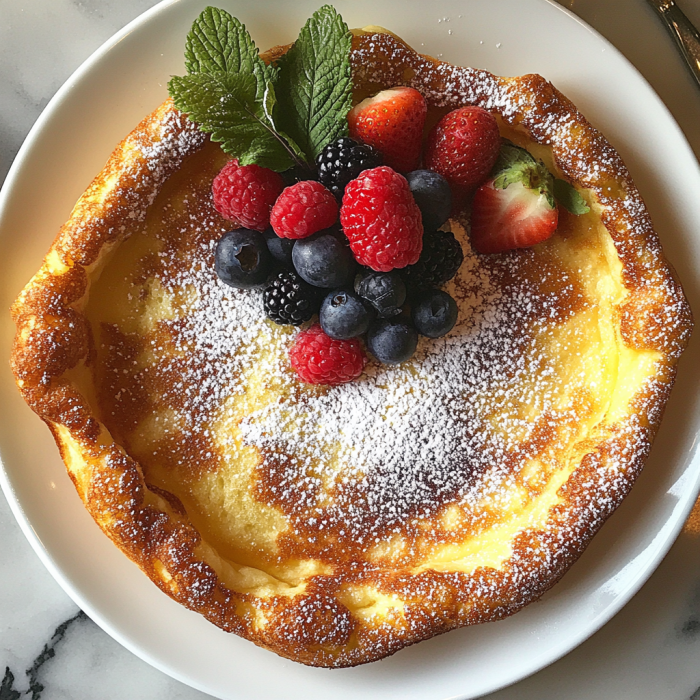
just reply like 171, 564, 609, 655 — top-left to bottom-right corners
83, 135, 660, 577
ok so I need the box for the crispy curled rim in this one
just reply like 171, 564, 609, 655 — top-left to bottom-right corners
10, 31, 693, 667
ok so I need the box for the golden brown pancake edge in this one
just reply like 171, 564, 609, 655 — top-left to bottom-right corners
9, 30, 693, 666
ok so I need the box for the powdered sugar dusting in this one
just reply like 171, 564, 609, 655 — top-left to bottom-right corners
138, 108, 207, 183
100, 38, 687, 559
147, 220, 594, 549
53, 105, 207, 270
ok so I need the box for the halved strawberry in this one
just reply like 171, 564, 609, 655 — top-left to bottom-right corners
470, 179, 558, 254
470, 142, 561, 254
347, 87, 427, 172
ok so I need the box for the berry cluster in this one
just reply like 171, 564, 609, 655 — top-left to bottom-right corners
210, 87, 529, 386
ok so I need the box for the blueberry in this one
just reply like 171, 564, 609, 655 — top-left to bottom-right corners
215, 229, 272, 289
355, 271, 406, 317
412, 289, 458, 338
292, 230, 357, 288
320, 289, 375, 339
367, 318, 418, 365
263, 227, 295, 269
406, 169, 452, 230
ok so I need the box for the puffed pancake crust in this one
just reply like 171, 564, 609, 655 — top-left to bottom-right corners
10, 29, 692, 667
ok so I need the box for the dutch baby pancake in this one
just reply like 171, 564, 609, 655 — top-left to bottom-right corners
10, 7, 692, 667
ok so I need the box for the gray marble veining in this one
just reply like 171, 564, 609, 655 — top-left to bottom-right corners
1, 1, 699, 699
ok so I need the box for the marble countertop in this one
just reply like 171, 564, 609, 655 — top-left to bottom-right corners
1, 0, 700, 698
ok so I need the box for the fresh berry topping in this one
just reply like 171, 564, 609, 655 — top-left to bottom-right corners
470, 144, 560, 255
270, 181, 338, 239
340, 166, 423, 272
412, 290, 458, 338
470, 179, 558, 253
289, 324, 366, 385
405, 169, 453, 230
263, 270, 319, 326
212, 162, 284, 231
424, 106, 501, 191
215, 229, 273, 289
401, 229, 464, 292
366, 318, 418, 365
468, 139, 575, 253
316, 137, 382, 199
320, 289, 374, 339
263, 227, 295, 269
292, 230, 357, 288
355, 270, 406, 318
348, 87, 427, 173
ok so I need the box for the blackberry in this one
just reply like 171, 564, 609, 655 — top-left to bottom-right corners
316, 137, 382, 199
263, 270, 319, 326
401, 229, 464, 293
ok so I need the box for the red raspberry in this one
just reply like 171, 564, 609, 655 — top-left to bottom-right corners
270, 181, 338, 239
340, 166, 423, 272
212, 160, 284, 231
289, 324, 366, 386
424, 106, 501, 191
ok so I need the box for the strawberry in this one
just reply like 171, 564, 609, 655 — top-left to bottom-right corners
424, 106, 500, 191
470, 142, 559, 254
347, 87, 427, 172
470, 180, 558, 253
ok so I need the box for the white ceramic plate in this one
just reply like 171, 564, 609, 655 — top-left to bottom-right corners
2, 0, 700, 698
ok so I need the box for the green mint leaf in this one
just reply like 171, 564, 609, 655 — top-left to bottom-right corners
261, 82, 308, 166
554, 178, 591, 215
184, 7, 272, 103
168, 72, 295, 171
170, 6, 307, 171
275, 5, 352, 161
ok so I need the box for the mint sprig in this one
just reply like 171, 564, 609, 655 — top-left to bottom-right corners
170, 7, 298, 171
168, 6, 354, 172
493, 141, 590, 215
276, 6, 352, 161
168, 72, 295, 170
